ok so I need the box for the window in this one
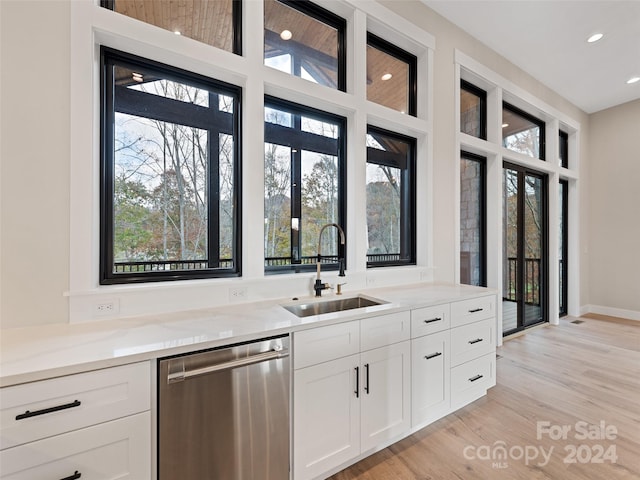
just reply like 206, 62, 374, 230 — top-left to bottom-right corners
366, 126, 416, 267
264, 0, 346, 91
559, 179, 568, 316
460, 151, 486, 286
100, 48, 241, 284
366, 33, 417, 116
502, 103, 545, 160
460, 80, 486, 139
102, 0, 241, 54
559, 130, 568, 168
264, 97, 346, 273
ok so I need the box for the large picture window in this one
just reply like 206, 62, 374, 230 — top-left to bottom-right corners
366, 126, 416, 267
502, 102, 545, 160
264, 97, 346, 273
100, 48, 241, 284
102, 0, 242, 54
264, 0, 346, 91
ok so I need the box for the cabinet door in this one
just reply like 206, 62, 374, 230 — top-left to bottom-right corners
0, 412, 150, 480
294, 355, 360, 480
360, 341, 410, 452
411, 330, 450, 427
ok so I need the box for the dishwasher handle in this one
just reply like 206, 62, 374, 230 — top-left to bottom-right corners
167, 348, 289, 383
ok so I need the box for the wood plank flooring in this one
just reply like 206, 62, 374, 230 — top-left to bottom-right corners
329, 315, 640, 480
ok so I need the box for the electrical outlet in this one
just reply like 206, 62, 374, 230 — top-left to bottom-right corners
93, 299, 120, 317
229, 287, 248, 302
420, 271, 428, 281
366, 277, 377, 286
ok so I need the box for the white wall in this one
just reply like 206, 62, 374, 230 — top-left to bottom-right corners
586, 99, 640, 319
0, 0, 608, 328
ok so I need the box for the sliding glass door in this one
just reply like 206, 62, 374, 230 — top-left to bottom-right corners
503, 163, 547, 335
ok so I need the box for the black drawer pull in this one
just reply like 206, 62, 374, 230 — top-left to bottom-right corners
468, 308, 483, 313
468, 338, 483, 345
60, 471, 82, 480
425, 352, 442, 360
423, 317, 442, 324
15, 399, 81, 420
469, 374, 484, 383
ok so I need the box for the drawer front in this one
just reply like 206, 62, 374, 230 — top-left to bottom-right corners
411, 304, 450, 338
360, 311, 410, 352
451, 353, 496, 408
0, 411, 150, 479
294, 321, 360, 369
0, 362, 150, 450
411, 330, 450, 427
450, 318, 494, 366
450, 295, 495, 328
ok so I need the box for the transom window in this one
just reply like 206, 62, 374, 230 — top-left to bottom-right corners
100, 48, 241, 284
502, 103, 545, 160
559, 130, 568, 168
264, 0, 346, 91
264, 97, 346, 273
460, 80, 486, 139
366, 33, 417, 115
366, 126, 416, 267
101, 0, 242, 54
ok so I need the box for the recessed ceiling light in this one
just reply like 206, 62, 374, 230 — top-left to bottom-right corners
174, 30, 181, 36
502, 123, 509, 128
132, 72, 143, 82
280, 30, 292, 41
587, 33, 603, 43
381, 73, 393, 81
627, 76, 640, 84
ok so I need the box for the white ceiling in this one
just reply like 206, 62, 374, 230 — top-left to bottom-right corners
423, 0, 640, 114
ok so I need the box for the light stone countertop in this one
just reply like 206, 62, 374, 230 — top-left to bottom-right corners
0, 282, 495, 387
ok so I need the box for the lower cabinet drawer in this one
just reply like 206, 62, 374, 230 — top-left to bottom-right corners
450, 318, 495, 367
451, 352, 496, 409
1, 362, 150, 450
0, 412, 150, 479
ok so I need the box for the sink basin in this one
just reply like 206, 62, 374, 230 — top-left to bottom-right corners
283, 295, 386, 318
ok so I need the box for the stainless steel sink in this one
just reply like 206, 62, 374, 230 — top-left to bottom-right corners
282, 295, 386, 318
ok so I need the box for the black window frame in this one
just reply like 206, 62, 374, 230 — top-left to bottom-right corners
100, 47, 242, 285
502, 102, 546, 160
265, 0, 347, 92
264, 95, 347, 274
366, 125, 416, 268
559, 130, 569, 168
460, 80, 487, 140
101, 0, 242, 55
366, 32, 418, 117
559, 179, 568, 316
460, 151, 487, 287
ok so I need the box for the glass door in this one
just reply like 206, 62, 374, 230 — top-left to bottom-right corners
502, 163, 547, 335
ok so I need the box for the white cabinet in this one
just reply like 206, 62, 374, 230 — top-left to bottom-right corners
411, 329, 450, 427
293, 312, 411, 480
449, 295, 497, 410
0, 362, 151, 480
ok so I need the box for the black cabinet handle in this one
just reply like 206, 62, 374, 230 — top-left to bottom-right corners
15, 400, 81, 420
468, 338, 483, 345
425, 352, 442, 360
468, 308, 483, 313
60, 471, 81, 480
423, 317, 442, 324
354, 367, 359, 398
469, 374, 484, 383
364, 363, 370, 394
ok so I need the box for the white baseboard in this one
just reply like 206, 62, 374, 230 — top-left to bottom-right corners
581, 304, 640, 321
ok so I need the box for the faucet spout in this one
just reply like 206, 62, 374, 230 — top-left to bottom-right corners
315, 223, 346, 296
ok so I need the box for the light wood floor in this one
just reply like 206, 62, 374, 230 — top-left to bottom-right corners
330, 315, 640, 480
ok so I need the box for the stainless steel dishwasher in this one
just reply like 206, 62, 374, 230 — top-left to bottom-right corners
158, 335, 290, 480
